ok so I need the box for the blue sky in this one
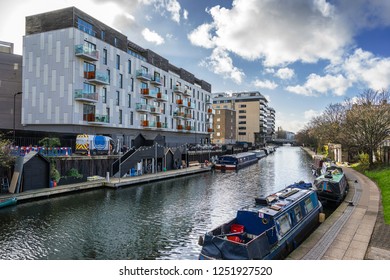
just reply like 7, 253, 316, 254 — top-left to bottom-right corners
1, 0, 390, 133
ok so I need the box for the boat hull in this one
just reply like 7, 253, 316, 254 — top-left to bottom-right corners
0, 197, 17, 209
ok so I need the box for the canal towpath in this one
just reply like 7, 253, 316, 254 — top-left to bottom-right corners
289, 147, 390, 260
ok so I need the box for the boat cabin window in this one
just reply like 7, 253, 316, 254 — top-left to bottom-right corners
276, 213, 292, 237
294, 205, 303, 222
304, 197, 314, 213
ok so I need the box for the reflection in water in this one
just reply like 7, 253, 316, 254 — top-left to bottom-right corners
0, 146, 314, 260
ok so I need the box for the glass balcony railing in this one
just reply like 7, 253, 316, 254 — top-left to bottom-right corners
87, 114, 109, 124
75, 44, 99, 61
156, 92, 168, 102
151, 76, 162, 85
136, 103, 150, 112
84, 71, 109, 85
136, 70, 152, 81
74, 90, 98, 102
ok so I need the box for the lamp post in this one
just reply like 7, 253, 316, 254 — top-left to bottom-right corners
13, 91, 22, 144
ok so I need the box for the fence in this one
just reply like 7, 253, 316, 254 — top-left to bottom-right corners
10, 146, 73, 157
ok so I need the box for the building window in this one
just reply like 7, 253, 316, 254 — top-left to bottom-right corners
77, 18, 95, 36
83, 62, 95, 78
240, 104, 246, 108
128, 94, 131, 108
83, 104, 95, 121
106, 107, 110, 123
130, 112, 133, 125
130, 78, 134, 92
102, 88, 107, 103
116, 91, 120, 106
119, 109, 123, 124
107, 69, 111, 84
238, 127, 246, 130
114, 37, 118, 47
238, 121, 246, 124
239, 110, 246, 113
103, 49, 107, 65
238, 115, 246, 119
101, 31, 105, 40
83, 83, 96, 94
128, 60, 132, 74
119, 74, 123, 88
116, 54, 120, 70
238, 132, 246, 135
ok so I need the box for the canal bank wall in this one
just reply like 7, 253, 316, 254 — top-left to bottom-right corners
294, 146, 389, 260
0, 166, 212, 203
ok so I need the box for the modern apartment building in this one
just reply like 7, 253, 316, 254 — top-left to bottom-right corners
0, 41, 23, 135
212, 91, 274, 146
211, 108, 236, 144
266, 107, 276, 141
22, 7, 213, 147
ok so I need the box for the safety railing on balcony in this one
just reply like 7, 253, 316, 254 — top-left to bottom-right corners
75, 44, 99, 61
156, 92, 168, 102
84, 71, 109, 85
74, 90, 99, 103
136, 103, 151, 113
173, 111, 185, 118
140, 88, 157, 99
150, 106, 164, 114
86, 114, 109, 124
136, 70, 152, 81
151, 76, 162, 85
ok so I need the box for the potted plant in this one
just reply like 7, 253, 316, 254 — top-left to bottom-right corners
50, 164, 61, 187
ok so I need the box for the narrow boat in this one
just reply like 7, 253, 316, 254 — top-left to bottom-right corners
199, 186, 323, 260
313, 166, 348, 204
0, 197, 17, 209
254, 149, 267, 159
214, 152, 258, 171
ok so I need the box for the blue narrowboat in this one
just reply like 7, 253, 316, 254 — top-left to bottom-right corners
199, 185, 323, 260
214, 152, 258, 171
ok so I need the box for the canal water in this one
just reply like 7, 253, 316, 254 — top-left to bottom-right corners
0, 146, 314, 260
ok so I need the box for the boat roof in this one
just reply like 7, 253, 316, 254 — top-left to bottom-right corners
249, 187, 313, 217
221, 152, 255, 159
316, 167, 344, 182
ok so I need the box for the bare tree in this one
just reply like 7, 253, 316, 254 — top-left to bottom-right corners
344, 89, 390, 165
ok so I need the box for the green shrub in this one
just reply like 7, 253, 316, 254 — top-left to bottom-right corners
50, 165, 61, 182
65, 168, 83, 179
358, 153, 370, 172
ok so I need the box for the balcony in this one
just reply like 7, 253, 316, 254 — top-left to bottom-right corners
184, 113, 192, 119
182, 88, 191, 97
74, 90, 98, 103
176, 99, 188, 107
140, 120, 151, 128
187, 101, 196, 109
75, 44, 99, 61
156, 122, 168, 129
207, 128, 214, 133
174, 85, 185, 94
173, 111, 185, 119
84, 71, 109, 85
136, 103, 150, 113
186, 125, 195, 131
156, 92, 168, 102
86, 114, 109, 125
140, 88, 157, 99
177, 124, 184, 130
150, 106, 164, 115
136, 70, 151, 81
151, 76, 162, 85
205, 96, 212, 104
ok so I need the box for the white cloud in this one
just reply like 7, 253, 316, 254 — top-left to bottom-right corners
183, 9, 188, 20
286, 73, 351, 96
275, 68, 295, 80
189, 0, 352, 67
141, 28, 165, 45
165, 0, 181, 23
252, 79, 278, 90
187, 23, 215, 49
341, 48, 390, 90
304, 109, 321, 120
200, 48, 245, 84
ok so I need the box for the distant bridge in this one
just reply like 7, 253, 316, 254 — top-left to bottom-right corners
268, 138, 296, 145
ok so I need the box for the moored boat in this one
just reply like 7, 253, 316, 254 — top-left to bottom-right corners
198, 185, 323, 260
214, 152, 258, 171
313, 166, 348, 204
254, 149, 267, 159
0, 197, 17, 209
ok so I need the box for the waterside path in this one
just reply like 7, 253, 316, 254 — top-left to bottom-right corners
288, 148, 390, 260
